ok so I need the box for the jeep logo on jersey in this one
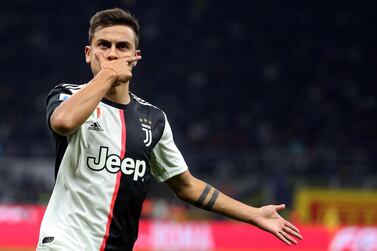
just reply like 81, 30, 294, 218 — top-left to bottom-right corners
87, 146, 146, 181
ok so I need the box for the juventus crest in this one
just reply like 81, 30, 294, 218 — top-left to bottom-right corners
140, 118, 152, 147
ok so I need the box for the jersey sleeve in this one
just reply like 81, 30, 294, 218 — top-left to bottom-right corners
46, 84, 73, 131
150, 114, 188, 182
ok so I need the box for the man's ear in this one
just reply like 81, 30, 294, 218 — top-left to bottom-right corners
133, 50, 141, 67
85, 46, 91, 64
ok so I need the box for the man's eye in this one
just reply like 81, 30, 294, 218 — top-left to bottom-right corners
117, 43, 129, 50
98, 42, 110, 48
99, 44, 109, 48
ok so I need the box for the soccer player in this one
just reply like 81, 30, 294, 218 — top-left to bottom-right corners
37, 8, 303, 251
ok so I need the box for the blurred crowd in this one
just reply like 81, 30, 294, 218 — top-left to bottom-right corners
0, 0, 376, 207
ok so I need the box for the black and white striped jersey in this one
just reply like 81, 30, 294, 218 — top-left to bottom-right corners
37, 83, 188, 251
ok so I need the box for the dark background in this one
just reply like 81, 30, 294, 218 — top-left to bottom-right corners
0, 0, 376, 207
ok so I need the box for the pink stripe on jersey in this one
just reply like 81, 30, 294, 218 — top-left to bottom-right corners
97, 107, 101, 118
99, 110, 126, 251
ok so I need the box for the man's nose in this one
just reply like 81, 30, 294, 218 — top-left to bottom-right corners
107, 46, 119, 60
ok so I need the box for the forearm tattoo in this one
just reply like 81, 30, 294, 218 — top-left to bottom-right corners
195, 184, 220, 210
205, 189, 219, 210
195, 184, 211, 207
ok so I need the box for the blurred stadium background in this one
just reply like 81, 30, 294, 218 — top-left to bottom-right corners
0, 0, 376, 250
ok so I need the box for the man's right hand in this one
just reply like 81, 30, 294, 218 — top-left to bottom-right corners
95, 51, 141, 84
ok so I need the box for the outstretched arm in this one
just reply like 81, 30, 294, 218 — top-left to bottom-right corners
165, 170, 303, 245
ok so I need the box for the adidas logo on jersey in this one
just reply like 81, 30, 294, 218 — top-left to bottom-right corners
88, 122, 103, 132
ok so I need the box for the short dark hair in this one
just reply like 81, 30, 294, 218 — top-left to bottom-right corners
89, 8, 140, 48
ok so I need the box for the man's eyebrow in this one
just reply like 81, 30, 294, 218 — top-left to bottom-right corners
116, 41, 131, 47
95, 39, 131, 45
95, 39, 111, 45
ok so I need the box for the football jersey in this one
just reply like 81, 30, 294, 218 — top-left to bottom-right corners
37, 83, 188, 251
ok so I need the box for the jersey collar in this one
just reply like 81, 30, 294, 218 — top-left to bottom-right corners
101, 94, 135, 110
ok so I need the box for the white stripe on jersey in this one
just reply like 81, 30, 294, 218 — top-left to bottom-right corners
61, 83, 84, 91
150, 113, 188, 182
38, 103, 125, 250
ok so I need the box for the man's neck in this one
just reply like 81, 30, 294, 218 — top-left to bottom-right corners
104, 82, 131, 105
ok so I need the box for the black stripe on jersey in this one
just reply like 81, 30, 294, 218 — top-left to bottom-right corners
46, 83, 77, 178
52, 136, 68, 179
104, 96, 166, 251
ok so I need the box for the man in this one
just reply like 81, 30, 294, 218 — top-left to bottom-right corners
37, 8, 303, 251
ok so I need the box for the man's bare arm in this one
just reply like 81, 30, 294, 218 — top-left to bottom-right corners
165, 170, 303, 245
50, 69, 116, 136
50, 52, 140, 136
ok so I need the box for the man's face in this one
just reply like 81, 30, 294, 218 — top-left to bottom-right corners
85, 25, 140, 76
